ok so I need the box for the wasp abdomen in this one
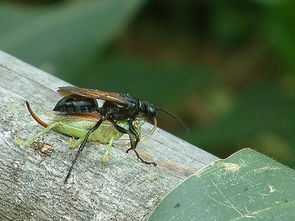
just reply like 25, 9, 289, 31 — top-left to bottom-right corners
53, 96, 97, 113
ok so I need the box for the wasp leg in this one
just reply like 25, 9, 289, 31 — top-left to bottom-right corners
112, 121, 156, 166
64, 117, 105, 184
128, 120, 157, 167
15, 122, 60, 146
101, 137, 114, 163
126, 120, 140, 153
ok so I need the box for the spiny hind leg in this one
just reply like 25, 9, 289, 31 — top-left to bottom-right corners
15, 122, 60, 146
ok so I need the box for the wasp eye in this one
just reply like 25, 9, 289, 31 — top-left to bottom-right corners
146, 104, 156, 119
141, 101, 155, 119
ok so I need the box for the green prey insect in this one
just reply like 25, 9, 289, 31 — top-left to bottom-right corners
16, 101, 147, 163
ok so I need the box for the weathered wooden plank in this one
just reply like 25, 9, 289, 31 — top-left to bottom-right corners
0, 50, 218, 220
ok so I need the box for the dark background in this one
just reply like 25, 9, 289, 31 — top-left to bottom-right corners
1, 0, 295, 167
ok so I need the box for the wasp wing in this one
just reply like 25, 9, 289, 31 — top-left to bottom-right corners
57, 86, 128, 105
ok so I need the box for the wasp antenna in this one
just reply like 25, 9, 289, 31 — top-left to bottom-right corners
25, 101, 48, 128
156, 108, 189, 133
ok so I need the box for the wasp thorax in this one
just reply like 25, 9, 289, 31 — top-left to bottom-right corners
140, 101, 156, 120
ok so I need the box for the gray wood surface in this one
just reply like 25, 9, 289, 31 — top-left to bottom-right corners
0, 50, 219, 220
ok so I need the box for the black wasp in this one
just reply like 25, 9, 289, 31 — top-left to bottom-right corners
53, 86, 185, 183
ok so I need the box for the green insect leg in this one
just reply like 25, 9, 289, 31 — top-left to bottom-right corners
15, 122, 60, 146
67, 136, 85, 149
101, 137, 114, 163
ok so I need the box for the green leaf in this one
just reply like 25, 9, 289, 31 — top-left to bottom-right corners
149, 149, 295, 220
0, 0, 146, 73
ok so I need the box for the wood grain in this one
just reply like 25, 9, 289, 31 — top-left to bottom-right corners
0, 50, 218, 220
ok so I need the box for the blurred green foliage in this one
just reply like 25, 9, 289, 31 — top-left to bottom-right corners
1, 0, 294, 167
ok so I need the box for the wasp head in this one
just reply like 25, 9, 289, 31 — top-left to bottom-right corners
140, 101, 188, 132
140, 101, 156, 121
